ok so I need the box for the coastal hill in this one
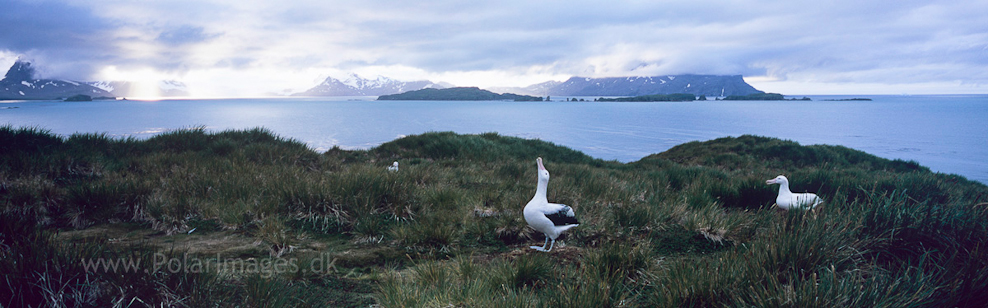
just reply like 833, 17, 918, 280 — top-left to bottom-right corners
0, 61, 113, 100
378, 87, 542, 101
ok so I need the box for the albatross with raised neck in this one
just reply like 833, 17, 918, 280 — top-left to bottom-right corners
766, 175, 823, 210
523, 157, 579, 252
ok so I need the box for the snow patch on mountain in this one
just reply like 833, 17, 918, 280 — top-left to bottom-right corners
160, 80, 185, 91
83, 80, 189, 97
89, 81, 114, 92
294, 73, 446, 96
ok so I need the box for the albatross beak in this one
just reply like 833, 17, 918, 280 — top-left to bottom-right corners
537, 157, 545, 170
766, 179, 775, 184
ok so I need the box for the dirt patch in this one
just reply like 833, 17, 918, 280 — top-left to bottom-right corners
500, 244, 584, 264
60, 224, 268, 258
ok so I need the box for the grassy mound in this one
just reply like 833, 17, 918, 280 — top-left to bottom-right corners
2, 126, 986, 307
372, 131, 606, 165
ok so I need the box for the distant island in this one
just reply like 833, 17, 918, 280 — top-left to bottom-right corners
823, 98, 872, 101
720, 93, 811, 101
594, 92, 814, 102
377, 87, 543, 101
63, 94, 93, 101
595, 93, 698, 102
63, 94, 115, 102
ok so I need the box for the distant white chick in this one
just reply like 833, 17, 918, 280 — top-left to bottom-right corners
523, 157, 579, 252
766, 175, 823, 210
387, 161, 399, 172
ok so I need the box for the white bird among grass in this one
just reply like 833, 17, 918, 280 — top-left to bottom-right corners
523, 157, 579, 252
387, 161, 399, 172
766, 175, 823, 210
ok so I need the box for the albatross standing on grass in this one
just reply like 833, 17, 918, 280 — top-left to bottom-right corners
523, 157, 579, 252
766, 175, 823, 210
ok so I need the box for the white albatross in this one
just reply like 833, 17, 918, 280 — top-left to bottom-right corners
523, 157, 579, 252
766, 175, 823, 210
387, 161, 399, 172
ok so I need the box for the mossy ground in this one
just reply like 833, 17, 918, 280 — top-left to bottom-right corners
2, 125, 987, 307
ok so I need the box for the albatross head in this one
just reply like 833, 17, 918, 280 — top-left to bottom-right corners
766, 175, 789, 185
537, 157, 550, 183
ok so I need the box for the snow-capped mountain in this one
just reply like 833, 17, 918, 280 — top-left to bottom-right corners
158, 80, 189, 97
86, 80, 190, 97
548, 75, 762, 96
293, 73, 449, 96
294, 73, 763, 97
0, 61, 114, 100
490, 75, 763, 97
0, 61, 190, 100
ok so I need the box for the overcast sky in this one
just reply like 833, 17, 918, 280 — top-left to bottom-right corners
2, 0, 986, 96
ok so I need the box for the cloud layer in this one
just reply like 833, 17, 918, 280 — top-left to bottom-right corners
2, 0, 986, 96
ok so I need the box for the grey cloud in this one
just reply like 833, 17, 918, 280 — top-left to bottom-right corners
215, 57, 255, 69
0, 0, 119, 79
157, 25, 219, 45
0, 1, 227, 79
2, 0, 986, 91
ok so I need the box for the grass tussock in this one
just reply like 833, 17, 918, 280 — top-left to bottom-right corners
2, 127, 987, 307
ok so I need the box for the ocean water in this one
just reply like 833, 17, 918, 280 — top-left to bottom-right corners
1, 95, 986, 184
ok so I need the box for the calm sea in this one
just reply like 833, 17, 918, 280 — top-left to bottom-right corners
2, 95, 986, 184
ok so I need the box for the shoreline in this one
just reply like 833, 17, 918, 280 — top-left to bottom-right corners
1, 123, 985, 185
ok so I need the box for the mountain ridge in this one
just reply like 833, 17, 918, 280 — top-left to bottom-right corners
85, 80, 190, 97
3, 60, 765, 99
499, 74, 763, 97
0, 61, 114, 100
0, 61, 190, 99
297, 73, 764, 97
292, 74, 450, 96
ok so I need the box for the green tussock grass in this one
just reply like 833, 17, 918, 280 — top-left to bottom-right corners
2, 126, 987, 307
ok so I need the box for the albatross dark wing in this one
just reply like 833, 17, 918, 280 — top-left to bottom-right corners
545, 205, 579, 226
